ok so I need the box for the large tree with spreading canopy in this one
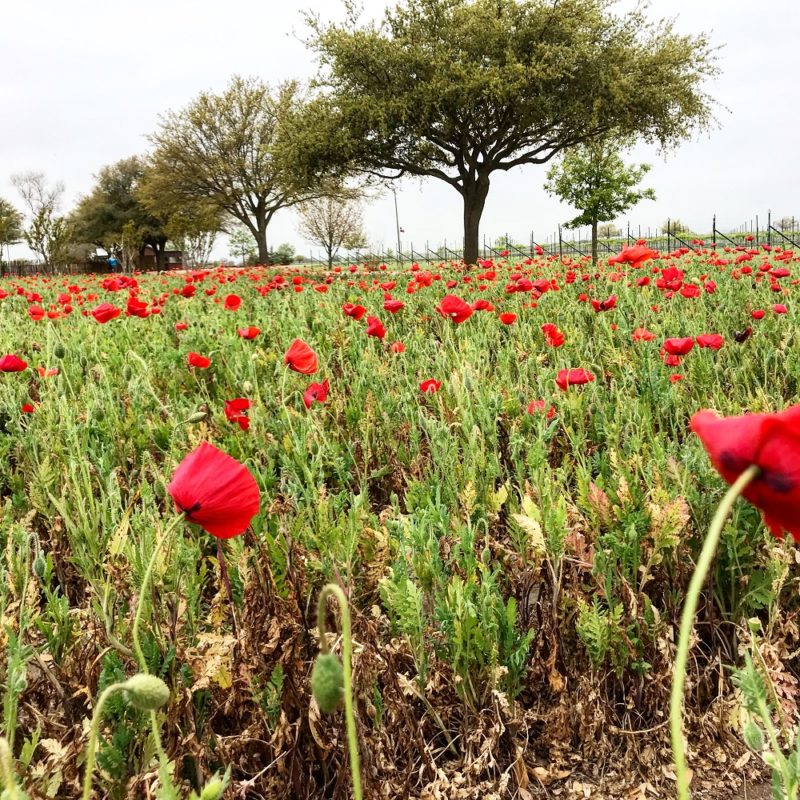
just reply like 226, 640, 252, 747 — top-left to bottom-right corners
306, 0, 718, 264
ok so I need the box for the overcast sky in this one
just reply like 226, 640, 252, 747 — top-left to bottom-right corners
2, 0, 798, 261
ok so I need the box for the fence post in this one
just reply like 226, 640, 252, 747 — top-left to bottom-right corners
558, 225, 563, 261
767, 210, 771, 247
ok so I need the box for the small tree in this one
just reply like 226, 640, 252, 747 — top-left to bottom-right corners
598, 223, 622, 239
228, 226, 257, 266
777, 216, 797, 232
164, 204, 224, 268
11, 172, 70, 268
545, 140, 655, 265
297, 193, 366, 268
0, 198, 24, 271
663, 218, 690, 235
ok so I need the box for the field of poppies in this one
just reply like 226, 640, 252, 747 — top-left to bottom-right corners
1, 242, 799, 799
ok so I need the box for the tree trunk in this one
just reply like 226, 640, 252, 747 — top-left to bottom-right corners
591, 219, 598, 266
255, 228, 268, 265
462, 175, 491, 265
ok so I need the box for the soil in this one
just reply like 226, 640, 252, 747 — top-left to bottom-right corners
733, 783, 772, 800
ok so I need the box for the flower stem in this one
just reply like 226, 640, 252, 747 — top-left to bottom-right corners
670, 464, 759, 800
81, 682, 127, 800
317, 584, 362, 800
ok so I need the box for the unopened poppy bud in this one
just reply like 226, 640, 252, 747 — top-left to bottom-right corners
311, 653, 344, 713
480, 547, 491, 565
742, 720, 764, 751
53, 343, 66, 359
122, 365, 132, 380
242, 381, 254, 395
186, 410, 208, 423
122, 674, 170, 711
199, 777, 226, 800
33, 552, 46, 578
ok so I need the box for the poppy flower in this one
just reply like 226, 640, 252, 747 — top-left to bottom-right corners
343, 303, 367, 320
663, 338, 695, 356
696, 334, 725, 350
632, 328, 656, 342
419, 379, 441, 394
436, 295, 473, 324
556, 369, 596, 390
691, 406, 800, 541
542, 323, 565, 347
224, 294, 242, 311
390, 341, 405, 353
670, 374, 685, 383
591, 295, 617, 312
365, 316, 387, 339
21, 403, 35, 414
499, 312, 517, 325
28, 305, 45, 321
774, 304, 788, 315
167, 442, 260, 539
36, 367, 58, 377
527, 400, 556, 419
751, 310, 765, 320
187, 352, 211, 369
175, 321, 189, 331
0, 355, 28, 372
237, 326, 260, 339
472, 299, 495, 312
303, 379, 330, 409
91, 302, 121, 323
224, 398, 251, 431
383, 299, 405, 314
284, 339, 318, 375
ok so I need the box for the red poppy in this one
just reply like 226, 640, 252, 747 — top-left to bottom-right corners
303, 379, 330, 409
472, 299, 495, 312
420, 379, 442, 394
436, 295, 473, 324
774, 304, 788, 315
527, 400, 556, 419
556, 369, 596, 390
284, 339, 318, 375
224, 294, 242, 311
591, 295, 617, 313
383, 299, 405, 314
691, 406, 800, 541
187, 352, 211, 369
752, 310, 765, 320
541, 323, 565, 347
696, 334, 725, 350
28, 305, 45, 321
343, 303, 367, 320
237, 326, 260, 339
632, 328, 656, 342
0, 355, 28, 372
390, 341, 405, 353
167, 442, 260, 539
499, 312, 517, 325
670, 374, 685, 383
175, 321, 189, 331
36, 367, 58, 377
365, 316, 387, 339
21, 403, 35, 414
91, 302, 121, 323
224, 398, 251, 431
663, 338, 695, 356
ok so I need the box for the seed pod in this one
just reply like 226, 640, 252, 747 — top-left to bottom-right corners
122, 674, 170, 711
311, 653, 344, 713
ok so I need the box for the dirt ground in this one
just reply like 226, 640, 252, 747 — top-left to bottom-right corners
733, 783, 772, 800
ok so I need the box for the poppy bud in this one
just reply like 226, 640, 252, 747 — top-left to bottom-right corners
481, 547, 491, 565
33, 552, 47, 578
242, 381, 254, 395
186, 410, 209, 424
53, 343, 66, 359
122, 365, 133, 380
94, 409, 105, 422
311, 653, 344, 713
122, 674, 170, 711
742, 720, 764, 751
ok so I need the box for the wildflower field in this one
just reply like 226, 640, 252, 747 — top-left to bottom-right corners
1, 242, 799, 798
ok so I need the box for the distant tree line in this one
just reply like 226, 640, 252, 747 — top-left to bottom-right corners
1, 0, 720, 270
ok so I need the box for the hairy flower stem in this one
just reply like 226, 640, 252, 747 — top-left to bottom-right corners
670, 464, 759, 800
130, 515, 184, 783
81, 682, 127, 800
0, 736, 23, 800
316, 584, 362, 800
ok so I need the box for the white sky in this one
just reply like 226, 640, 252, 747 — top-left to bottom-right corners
2, 0, 799, 261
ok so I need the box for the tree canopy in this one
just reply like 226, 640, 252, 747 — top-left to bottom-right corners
297, 192, 366, 268
545, 139, 656, 264
307, 0, 718, 263
0, 198, 24, 254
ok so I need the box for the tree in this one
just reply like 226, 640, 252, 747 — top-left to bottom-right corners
70, 156, 171, 270
598, 223, 622, 239
0, 198, 24, 270
11, 172, 70, 268
145, 77, 317, 264
297, 193, 366, 268
663, 219, 691, 235
777, 216, 797, 232
545, 140, 656, 264
229, 226, 257, 266
306, 0, 717, 264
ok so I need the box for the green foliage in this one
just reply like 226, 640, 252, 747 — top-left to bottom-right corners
0, 199, 24, 251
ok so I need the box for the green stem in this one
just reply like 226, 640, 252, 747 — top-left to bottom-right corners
317, 584, 362, 800
757, 697, 795, 797
0, 736, 22, 800
82, 682, 127, 800
670, 464, 759, 800
130, 515, 183, 782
